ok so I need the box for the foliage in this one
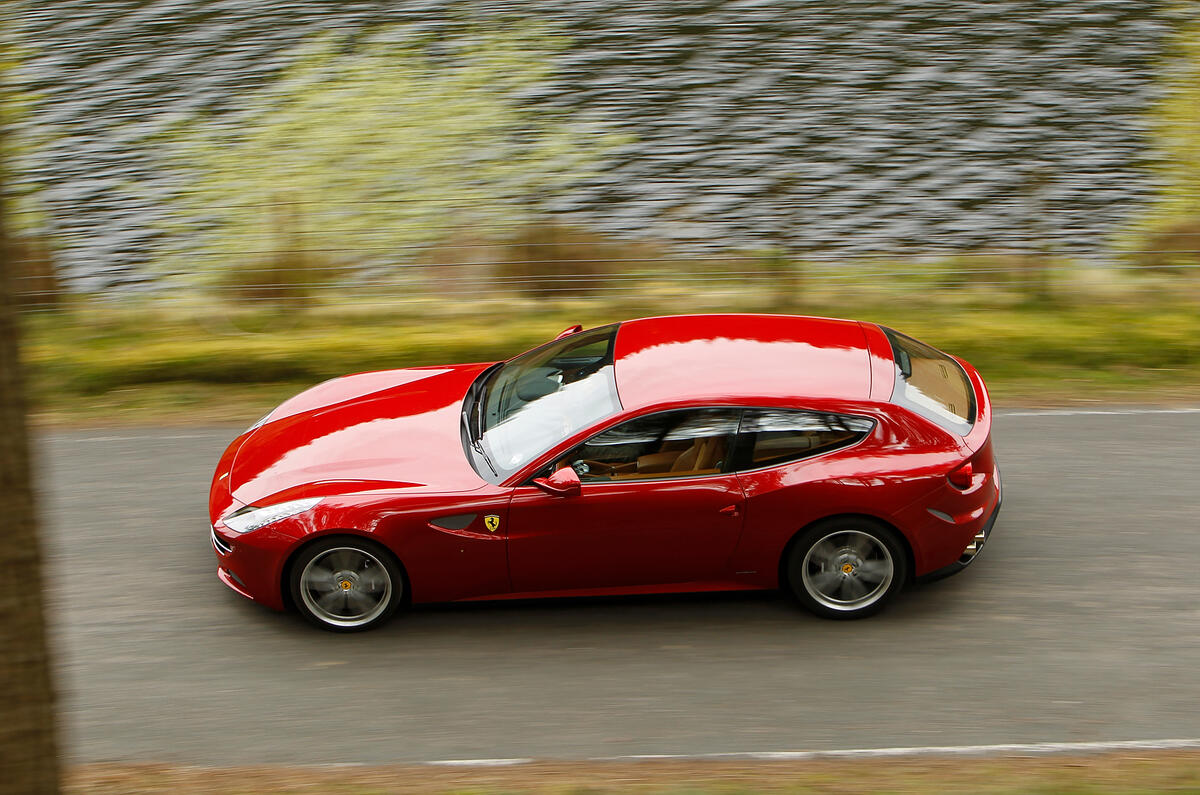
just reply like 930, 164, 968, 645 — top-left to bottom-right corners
0, 17, 48, 236
19, 2, 1182, 285
1127, 15, 1200, 269
24, 288, 1200, 426
1, 15, 60, 312
477, 221, 664, 299
158, 22, 623, 289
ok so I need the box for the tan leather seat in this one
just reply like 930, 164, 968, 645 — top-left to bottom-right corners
671, 436, 725, 474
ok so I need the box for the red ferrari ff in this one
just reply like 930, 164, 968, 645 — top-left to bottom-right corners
209, 314, 1000, 631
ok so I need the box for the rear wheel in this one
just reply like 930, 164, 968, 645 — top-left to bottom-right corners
786, 518, 907, 620
289, 538, 404, 632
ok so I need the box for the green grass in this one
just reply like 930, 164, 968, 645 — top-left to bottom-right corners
23, 288, 1200, 427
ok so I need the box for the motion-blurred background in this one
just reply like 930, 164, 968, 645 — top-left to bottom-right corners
6, 6, 1200, 792
6, 0, 1200, 420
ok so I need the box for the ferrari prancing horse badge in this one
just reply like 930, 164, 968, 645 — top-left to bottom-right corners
484, 515, 501, 532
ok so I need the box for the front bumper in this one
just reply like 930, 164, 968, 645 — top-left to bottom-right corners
211, 522, 289, 610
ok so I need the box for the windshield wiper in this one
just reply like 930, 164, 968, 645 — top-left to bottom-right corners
475, 381, 487, 441
463, 365, 494, 440
470, 438, 498, 477
462, 364, 502, 479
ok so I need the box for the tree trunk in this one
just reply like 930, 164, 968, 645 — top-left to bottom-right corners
0, 121, 62, 794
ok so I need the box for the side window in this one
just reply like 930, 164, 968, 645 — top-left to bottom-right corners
739, 409, 874, 469
557, 408, 741, 481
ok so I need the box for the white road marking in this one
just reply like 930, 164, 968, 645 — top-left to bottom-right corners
997, 408, 1200, 417
422, 738, 1200, 766
173, 738, 1200, 771
426, 758, 536, 767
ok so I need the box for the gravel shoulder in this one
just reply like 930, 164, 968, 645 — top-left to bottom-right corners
66, 751, 1200, 794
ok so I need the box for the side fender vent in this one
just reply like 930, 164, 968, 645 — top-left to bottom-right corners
429, 514, 477, 531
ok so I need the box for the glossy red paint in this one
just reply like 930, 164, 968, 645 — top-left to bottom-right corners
860, 322, 898, 402
613, 314, 873, 411
227, 362, 492, 507
531, 466, 582, 497
507, 474, 746, 592
209, 313, 999, 617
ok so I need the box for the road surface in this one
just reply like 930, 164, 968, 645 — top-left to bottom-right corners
37, 409, 1200, 764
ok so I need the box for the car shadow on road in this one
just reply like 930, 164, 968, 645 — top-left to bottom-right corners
417, 588, 784, 614
219, 575, 988, 643
325, 588, 818, 638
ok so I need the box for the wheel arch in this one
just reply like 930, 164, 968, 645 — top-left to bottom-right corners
776, 512, 916, 594
279, 530, 410, 613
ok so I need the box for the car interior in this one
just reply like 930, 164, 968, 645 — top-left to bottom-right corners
564, 434, 730, 480
551, 408, 872, 482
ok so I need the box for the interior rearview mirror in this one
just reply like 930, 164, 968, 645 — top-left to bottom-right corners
532, 466, 581, 497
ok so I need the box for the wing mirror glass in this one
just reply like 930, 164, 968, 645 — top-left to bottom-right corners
532, 466, 581, 497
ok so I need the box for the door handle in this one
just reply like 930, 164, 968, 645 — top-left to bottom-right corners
718, 504, 740, 518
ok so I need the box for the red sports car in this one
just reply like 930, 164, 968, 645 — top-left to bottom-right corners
209, 314, 1000, 631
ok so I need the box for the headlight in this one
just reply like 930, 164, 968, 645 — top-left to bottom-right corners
222, 497, 322, 534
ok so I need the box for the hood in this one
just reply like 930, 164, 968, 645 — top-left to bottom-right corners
229, 363, 493, 506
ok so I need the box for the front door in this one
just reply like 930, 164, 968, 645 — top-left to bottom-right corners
505, 407, 746, 593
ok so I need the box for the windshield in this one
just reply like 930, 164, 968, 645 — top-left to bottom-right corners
468, 325, 621, 481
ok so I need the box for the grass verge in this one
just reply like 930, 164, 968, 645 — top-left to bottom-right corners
67, 751, 1200, 794
25, 291, 1200, 427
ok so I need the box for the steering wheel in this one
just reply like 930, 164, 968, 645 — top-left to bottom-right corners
574, 459, 618, 476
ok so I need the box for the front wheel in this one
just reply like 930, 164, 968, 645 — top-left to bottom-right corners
786, 518, 908, 620
289, 538, 404, 632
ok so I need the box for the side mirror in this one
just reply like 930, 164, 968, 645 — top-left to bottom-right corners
554, 324, 583, 341
532, 466, 581, 497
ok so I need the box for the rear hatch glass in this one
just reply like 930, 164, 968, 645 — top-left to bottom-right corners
882, 328, 975, 435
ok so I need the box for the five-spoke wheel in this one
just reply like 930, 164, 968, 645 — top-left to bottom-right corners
787, 518, 907, 619
290, 538, 404, 632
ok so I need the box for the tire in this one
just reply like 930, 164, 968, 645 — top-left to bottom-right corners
288, 537, 404, 632
786, 518, 908, 620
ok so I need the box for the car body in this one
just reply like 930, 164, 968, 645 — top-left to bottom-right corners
209, 313, 1000, 631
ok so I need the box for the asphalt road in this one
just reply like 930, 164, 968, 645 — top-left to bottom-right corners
37, 409, 1200, 765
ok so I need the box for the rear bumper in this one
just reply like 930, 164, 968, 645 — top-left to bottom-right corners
917, 493, 1000, 584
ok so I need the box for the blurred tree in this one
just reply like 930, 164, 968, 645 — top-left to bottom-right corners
0, 36, 62, 795
160, 22, 621, 300
0, 20, 57, 309
1130, 14, 1200, 272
